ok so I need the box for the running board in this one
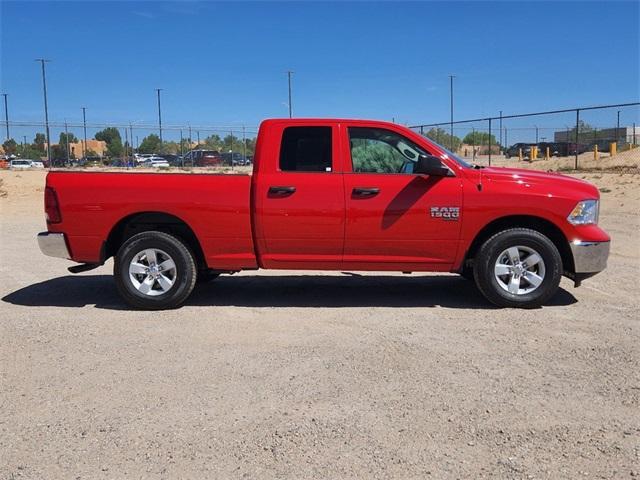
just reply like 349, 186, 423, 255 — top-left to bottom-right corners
68, 263, 102, 274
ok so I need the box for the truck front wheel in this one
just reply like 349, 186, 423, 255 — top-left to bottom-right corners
114, 231, 197, 310
473, 228, 562, 308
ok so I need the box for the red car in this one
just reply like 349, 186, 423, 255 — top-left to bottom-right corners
38, 118, 610, 309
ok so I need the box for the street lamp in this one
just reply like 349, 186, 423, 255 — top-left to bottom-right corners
35, 59, 52, 164
449, 74, 455, 150
1, 93, 9, 140
286, 71, 293, 118
155, 88, 163, 142
81, 107, 87, 159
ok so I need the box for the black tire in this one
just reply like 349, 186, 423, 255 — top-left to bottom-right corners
197, 270, 220, 284
114, 231, 197, 310
473, 228, 562, 308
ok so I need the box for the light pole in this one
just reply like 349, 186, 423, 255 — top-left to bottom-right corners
286, 71, 293, 118
155, 88, 163, 142
499, 110, 503, 149
36, 59, 52, 164
82, 107, 87, 159
449, 74, 455, 150
1, 93, 9, 140
64, 121, 70, 163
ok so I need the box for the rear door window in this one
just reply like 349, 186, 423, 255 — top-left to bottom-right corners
279, 126, 332, 172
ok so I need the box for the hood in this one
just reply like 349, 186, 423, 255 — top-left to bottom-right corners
477, 166, 599, 200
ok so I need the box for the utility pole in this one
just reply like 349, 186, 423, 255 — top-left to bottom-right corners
242, 125, 246, 160
499, 110, 503, 150
36, 59, 52, 164
64, 121, 69, 163
82, 107, 87, 159
286, 71, 293, 118
1, 93, 9, 140
155, 88, 163, 142
449, 74, 455, 151
616, 110, 621, 144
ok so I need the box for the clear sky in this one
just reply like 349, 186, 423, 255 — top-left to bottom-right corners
1, 0, 639, 140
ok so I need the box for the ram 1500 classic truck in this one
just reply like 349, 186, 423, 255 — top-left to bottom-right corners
37, 118, 610, 309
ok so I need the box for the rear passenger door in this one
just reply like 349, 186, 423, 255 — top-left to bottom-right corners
254, 123, 346, 269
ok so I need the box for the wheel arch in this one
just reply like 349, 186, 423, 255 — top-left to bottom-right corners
104, 211, 207, 270
462, 215, 574, 273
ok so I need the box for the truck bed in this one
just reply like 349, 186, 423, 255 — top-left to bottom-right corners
46, 171, 257, 269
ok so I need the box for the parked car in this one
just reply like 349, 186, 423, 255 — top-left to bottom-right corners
504, 143, 535, 159
31, 161, 45, 169
142, 157, 170, 168
221, 152, 250, 166
181, 149, 223, 167
160, 154, 181, 166
37, 118, 610, 310
134, 154, 154, 163
9, 159, 34, 170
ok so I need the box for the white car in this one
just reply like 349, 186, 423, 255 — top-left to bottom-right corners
134, 153, 154, 163
142, 157, 170, 168
31, 161, 45, 169
9, 159, 34, 170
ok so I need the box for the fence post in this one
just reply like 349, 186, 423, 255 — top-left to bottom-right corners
574, 109, 580, 170
488, 118, 492, 166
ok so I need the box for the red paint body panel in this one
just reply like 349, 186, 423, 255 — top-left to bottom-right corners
46, 172, 257, 268
44, 118, 609, 274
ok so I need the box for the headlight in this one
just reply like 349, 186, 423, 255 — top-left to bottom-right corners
567, 200, 599, 225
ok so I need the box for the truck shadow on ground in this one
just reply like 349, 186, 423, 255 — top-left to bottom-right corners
2, 273, 578, 310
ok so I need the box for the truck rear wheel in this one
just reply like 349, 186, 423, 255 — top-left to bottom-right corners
473, 228, 562, 308
114, 231, 197, 310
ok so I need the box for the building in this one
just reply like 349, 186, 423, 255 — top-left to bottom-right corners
45, 139, 107, 157
554, 126, 639, 145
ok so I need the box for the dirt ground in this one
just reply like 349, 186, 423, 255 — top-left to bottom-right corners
0, 165, 638, 479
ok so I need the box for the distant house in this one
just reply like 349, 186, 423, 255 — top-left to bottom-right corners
46, 139, 107, 157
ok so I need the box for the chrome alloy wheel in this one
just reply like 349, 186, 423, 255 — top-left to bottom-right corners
494, 245, 546, 295
128, 248, 177, 296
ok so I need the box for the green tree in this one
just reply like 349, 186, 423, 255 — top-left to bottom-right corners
34, 133, 46, 152
462, 131, 499, 147
2, 138, 18, 155
51, 144, 68, 160
59, 132, 79, 145
16, 143, 44, 160
424, 128, 462, 151
95, 127, 123, 157
203, 134, 222, 151
137, 134, 163, 154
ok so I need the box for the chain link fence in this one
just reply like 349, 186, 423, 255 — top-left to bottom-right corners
0, 120, 259, 170
410, 102, 640, 171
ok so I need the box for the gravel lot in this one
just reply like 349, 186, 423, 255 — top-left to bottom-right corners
1, 169, 638, 479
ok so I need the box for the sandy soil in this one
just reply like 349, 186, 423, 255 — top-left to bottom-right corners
0, 165, 638, 479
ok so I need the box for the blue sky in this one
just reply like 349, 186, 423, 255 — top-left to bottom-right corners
1, 1, 639, 141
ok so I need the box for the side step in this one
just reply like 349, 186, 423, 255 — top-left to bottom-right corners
68, 263, 102, 274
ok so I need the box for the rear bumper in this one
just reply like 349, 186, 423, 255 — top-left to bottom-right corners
37, 232, 70, 259
570, 240, 610, 274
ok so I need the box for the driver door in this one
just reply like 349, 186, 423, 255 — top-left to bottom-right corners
342, 125, 463, 270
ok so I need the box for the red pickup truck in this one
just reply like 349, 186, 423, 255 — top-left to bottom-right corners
37, 119, 610, 310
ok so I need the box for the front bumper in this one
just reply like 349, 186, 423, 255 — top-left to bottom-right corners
37, 232, 70, 259
570, 240, 610, 273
